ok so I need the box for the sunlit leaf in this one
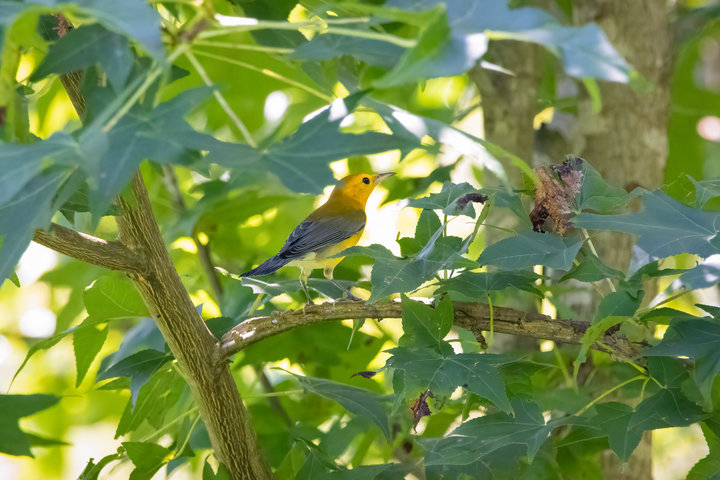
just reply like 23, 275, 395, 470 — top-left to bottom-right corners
73, 317, 109, 387
123, 441, 172, 480
83, 272, 149, 320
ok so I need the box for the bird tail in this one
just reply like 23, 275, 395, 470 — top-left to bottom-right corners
241, 255, 291, 277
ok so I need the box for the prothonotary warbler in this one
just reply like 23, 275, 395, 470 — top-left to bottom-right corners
241, 172, 395, 301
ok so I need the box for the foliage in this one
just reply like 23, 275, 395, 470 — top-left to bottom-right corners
1, 0, 719, 479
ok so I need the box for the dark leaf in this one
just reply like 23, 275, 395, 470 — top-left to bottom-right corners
295, 374, 391, 440
411, 390, 433, 430
98, 349, 172, 406
387, 346, 512, 413
436, 269, 543, 299
209, 94, 420, 194
573, 191, 720, 272
645, 316, 720, 402
477, 230, 583, 271
398, 295, 453, 354
0, 394, 59, 457
31, 23, 133, 90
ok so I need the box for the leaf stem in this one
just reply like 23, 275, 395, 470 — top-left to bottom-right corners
193, 40, 294, 54
192, 49, 333, 102
575, 374, 645, 416
581, 228, 616, 293
102, 44, 190, 133
552, 344, 573, 389
487, 294, 494, 348
184, 50, 257, 147
199, 18, 416, 48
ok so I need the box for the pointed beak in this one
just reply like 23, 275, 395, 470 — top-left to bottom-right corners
375, 172, 396, 184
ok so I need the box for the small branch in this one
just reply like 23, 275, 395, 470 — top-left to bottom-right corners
33, 223, 146, 273
220, 300, 645, 360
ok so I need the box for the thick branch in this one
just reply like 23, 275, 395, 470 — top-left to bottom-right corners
220, 300, 645, 360
117, 174, 272, 480
33, 223, 146, 273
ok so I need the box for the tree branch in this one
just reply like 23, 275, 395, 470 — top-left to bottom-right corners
220, 300, 645, 360
33, 223, 146, 273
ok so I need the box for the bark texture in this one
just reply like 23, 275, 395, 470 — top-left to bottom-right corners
572, 3, 672, 478
116, 175, 273, 480
573, 0, 672, 271
220, 299, 644, 360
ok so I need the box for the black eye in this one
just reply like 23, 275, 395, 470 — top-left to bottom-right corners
362, 177, 370, 185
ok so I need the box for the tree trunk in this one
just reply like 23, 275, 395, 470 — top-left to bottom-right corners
117, 174, 273, 480
571, 2, 672, 478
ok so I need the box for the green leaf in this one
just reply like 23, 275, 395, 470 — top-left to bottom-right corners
0, 394, 59, 457
645, 317, 720, 402
415, 209, 442, 246
123, 441, 172, 480
572, 316, 627, 383
408, 182, 485, 217
202, 459, 230, 480
573, 191, 720, 272
390, 0, 632, 82
593, 388, 705, 461
0, 133, 74, 204
83, 272, 149, 320
421, 399, 576, 465
82, 88, 220, 216
436, 270, 543, 299
688, 422, 720, 480
0, 168, 68, 282
234, 275, 353, 299
294, 374, 391, 440
573, 159, 630, 214
73, 317, 109, 386
373, 8, 488, 88
209, 94, 420, 194
674, 255, 720, 290
291, 34, 405, 69
560, 252, 624, 283
691, 178, 720, 208
98, 349, 172, 406
31, 23, 132, 90
387, 346, 512, 413
398, 295, 453, 354
345, 238, 477, 303
516, 25, 633, 83
595, 289, 642, 321
477, 231, 583, 271
66, 0, 163, 59
115, 367, 185, 437
77, 453, 121, 480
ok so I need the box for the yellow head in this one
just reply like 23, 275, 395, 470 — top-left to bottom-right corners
328, 172, 395, 208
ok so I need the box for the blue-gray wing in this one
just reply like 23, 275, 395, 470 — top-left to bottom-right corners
278, 210, 365, 260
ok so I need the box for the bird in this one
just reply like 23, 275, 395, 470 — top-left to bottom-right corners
241, 172, 395, 302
